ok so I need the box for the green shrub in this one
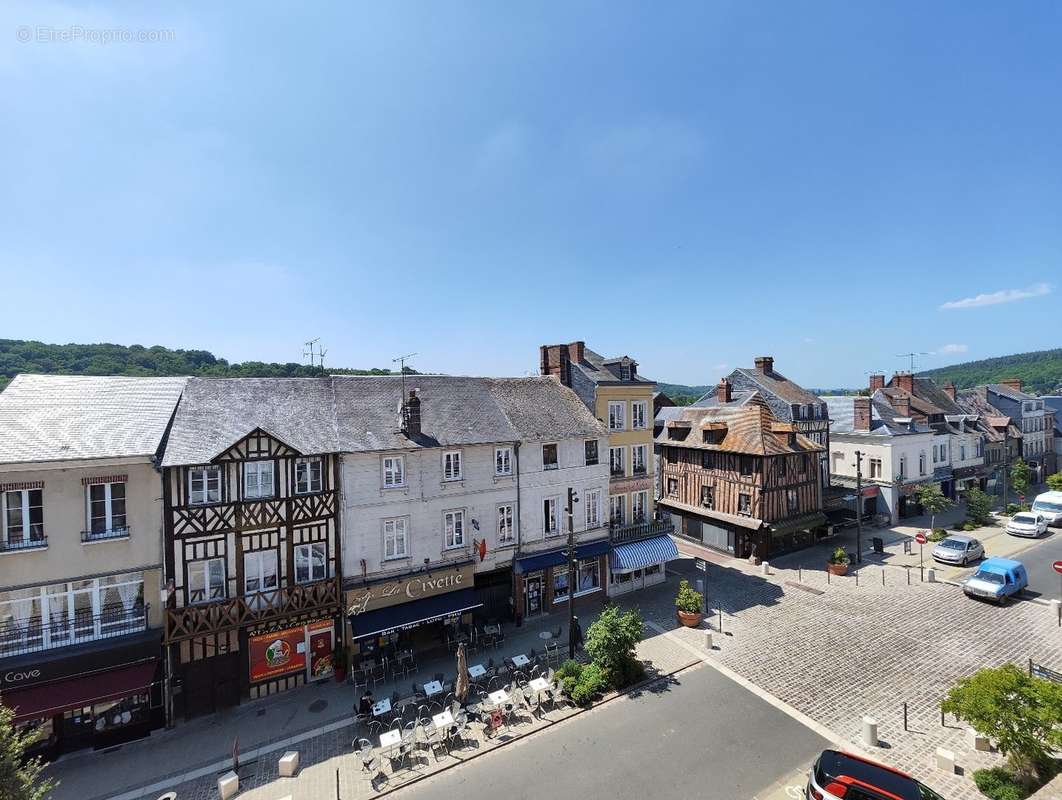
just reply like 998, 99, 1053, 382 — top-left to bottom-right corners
674, 579, 702, 613
928, 528, 947, 542
556, 659, 582, 681
973, 767, 1029, 800
963, 521, 977, 531
828, 546, 850, 565
570, 662, 608, 706
585, 606, 644, 687
966, 487, 993, 525
951, 521, 965, 531
1006, 503, 1020, 515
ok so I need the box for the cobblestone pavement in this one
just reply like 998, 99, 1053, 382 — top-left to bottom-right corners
123, 632, 697, 800
642, 547, 1062, 800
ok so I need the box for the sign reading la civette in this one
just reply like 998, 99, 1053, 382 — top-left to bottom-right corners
346, 563, 474, 616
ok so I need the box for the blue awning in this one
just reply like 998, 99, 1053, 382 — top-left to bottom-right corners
609, 535, 680, 572
515, 539, 612, 574
349, 588, 481, 640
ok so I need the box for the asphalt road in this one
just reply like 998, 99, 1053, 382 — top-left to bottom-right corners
1022, 530, 1062, 599
399, 663, 829, 800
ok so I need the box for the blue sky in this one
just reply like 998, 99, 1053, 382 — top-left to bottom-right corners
2, 2, 1059, 388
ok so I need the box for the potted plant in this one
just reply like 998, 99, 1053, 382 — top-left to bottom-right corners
826, 546, 850, 576
674, 579, 703, 627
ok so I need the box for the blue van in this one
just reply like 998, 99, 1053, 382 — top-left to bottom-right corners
963, 557, 1029, 604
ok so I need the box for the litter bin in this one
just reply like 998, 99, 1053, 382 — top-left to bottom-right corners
872, 537, 884, 554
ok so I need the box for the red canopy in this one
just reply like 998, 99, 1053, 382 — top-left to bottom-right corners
2, 661, 156, 722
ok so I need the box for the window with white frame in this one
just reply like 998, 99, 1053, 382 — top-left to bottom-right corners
87, 482, 127, 536
243, 550, 278, 604
631, 400, 648, 430
243, 461, 275, 499
497, 504, 514, 543
631, 490, 648, 522
383, 518, 408, 560
585, 489, 601, 528
188, 466, 222, 506
188, 558, 226, 604
495, 447, 513, 476
295, 457, 323, 494
869, 458, 882, 479
542, 443, 559, 470
443, 451, 463, 481
609, 447, 625, 476
543, 497, 559, 536
631, 445, 648, 475
609, 494, 626, 525
295, 542, 328, 582
2, 489, 45, 549
444, 510, 465, 548
383, 456, 405, 488
608, 402, 626, 431
918, 452, 926, 475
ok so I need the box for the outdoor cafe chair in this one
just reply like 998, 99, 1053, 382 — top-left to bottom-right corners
352, 668, 369, 692
367, 719, 383, 737
371, 663, 387, 688
551, 625, 562, 638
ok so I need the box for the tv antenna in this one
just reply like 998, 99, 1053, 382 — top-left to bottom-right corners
304, 338, 327, 369
895, 352, 928, 372
393, 352, 417, 401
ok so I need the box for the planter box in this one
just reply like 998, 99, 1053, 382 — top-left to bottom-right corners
676, 610, 702, 627
826, 562, 849, 576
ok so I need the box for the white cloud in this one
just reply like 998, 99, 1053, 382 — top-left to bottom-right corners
937, 343, 968, 355
940, 283, 1051, 310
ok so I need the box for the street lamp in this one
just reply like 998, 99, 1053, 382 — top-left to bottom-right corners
854, 450, 863, 564
565, 487, 580, 659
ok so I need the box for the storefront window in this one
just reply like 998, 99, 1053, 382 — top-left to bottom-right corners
578, 559, 600, 592
553, 570, 569, 602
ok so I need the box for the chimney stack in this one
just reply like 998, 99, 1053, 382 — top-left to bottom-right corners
894, 392, 911, 418
718, 377, 732, 403
567, 341, 585, 364
402, 389, 422, 437
853, 396, 872, 432
894, 371, 914, 394
943, 382, 956, 401
869, 374, 885, 392
539, 344, 572, 387
1001, 378, 1022, 392
753, 356, 774, 376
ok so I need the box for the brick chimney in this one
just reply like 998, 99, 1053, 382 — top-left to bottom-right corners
893, 392, 911, 418
894, 371, 914, 394
1001, 378, 1022, 392
943, 382, 956, 401
402, 389, 422, 437
853, 396, 872, 432
753, 356, 774, 376
869, 374, 885, 392
567, 341, 585, 364
539, 344, 572, 387
718, 377, 732, 403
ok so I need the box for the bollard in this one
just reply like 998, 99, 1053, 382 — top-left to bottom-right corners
966, 728, 990, 752
926, 568, 936, 583
882, 569, 885, 586
761, 560, 770, 576
799, 566, 802, 582
855, 570, 859, 586
906, 568, 910, 585
862, 715, 879, 747
903, 702, 908, 732
1051, 599, 1061, 628
704, 631, 713, 650
218, 771, 239, 800
934, 747, 957, 774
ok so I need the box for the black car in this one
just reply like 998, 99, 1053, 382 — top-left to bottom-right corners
807, 750, 945, 800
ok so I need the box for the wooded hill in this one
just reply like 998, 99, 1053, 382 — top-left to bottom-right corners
0, 339, 415, 392
918, 348, 1062, 395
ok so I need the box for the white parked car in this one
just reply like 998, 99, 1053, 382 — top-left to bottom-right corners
1031, 491, 1062, 526
931, 534, 984, 566
1005, 512, 1048, 538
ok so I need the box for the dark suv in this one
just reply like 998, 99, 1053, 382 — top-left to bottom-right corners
807, 750, 945, 800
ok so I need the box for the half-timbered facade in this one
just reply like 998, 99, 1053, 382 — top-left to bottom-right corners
658, 403, 825, 559
160, 378, 342, 718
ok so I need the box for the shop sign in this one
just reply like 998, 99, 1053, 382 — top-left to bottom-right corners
0, 631, 160, 690
249, 619, 334, 683
346, 563, 475, 616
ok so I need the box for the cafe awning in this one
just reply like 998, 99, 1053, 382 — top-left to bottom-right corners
609, 535, 679, 573
349, 588, 482, 640
768, 512, 828, 537
514, 539, 612, 574
1, 660, 157, 723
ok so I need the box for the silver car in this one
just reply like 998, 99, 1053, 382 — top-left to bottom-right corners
1005, 512, 1048, 538
932, 534, 984, 566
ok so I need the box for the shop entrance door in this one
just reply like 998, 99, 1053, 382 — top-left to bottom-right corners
307, 624, 335, 682
525, 574, 543, 617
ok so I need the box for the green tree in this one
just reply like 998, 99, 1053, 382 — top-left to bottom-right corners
1010, 458, 1031, 500
0, 704, 56, 800
914, 483, 952, 532
965, 487, 992, 525
941, 664, 1062, 789
1045, 472, 1062, 493
584, 605, 644, 688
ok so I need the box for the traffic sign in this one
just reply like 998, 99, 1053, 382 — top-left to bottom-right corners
914, 532, 928, 545
1052, 560, 1062, 575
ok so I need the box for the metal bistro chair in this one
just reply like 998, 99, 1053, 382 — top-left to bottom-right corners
352, 667, 369, 692
371, 662, 387, 688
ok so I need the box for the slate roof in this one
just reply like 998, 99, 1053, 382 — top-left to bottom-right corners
955, 390, 1021, 442
729, 366, 822, 406
985, 383, 1039, 402
1041, 396, 1062, 436
571, 347, 655, 386
691, 388, 760, 409
655, 403, 822, 456
823, 393, 931, 437
0, 374, 187, 464
912, 378, 964, 415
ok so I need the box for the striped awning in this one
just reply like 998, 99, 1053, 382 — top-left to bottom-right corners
609, 535, 679, 573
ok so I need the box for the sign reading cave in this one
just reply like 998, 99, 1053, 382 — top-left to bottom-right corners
346, 563, 475, 616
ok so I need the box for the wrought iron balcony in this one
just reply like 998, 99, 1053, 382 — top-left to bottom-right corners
0, 534, 48, 553
0, 603, 148, 659
608, 517, 675, 544
81, 526, 131, 543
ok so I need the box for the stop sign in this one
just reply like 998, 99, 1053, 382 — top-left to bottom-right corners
914, 532, 928, 545
1053, 560, 1062, 575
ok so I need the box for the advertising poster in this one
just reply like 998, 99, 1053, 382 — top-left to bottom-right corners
307, 620, 335, 681
249, 625, 307, 682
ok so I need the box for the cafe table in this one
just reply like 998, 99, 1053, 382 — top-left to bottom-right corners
423, 680, 444, 697
371, 698, 392, 717
528, 677, 550, 693
487, 689, 509, 706
511, 654, 530, 668
431, 709, 455, 728
467, 664, 486, 679
379, 728, 402, 751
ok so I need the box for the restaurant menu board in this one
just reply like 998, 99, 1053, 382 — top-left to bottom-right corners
249, 625, 307, 682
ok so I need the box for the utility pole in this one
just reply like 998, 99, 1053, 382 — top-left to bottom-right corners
855, 450, 864, 564
1001, 427, 1009, 509
565, 488, 579, 660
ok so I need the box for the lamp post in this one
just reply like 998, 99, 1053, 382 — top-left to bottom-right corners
854, 450, 864, 564
565, 487, 579, 660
